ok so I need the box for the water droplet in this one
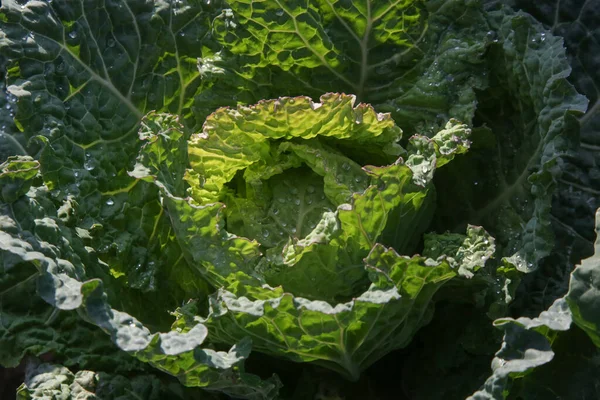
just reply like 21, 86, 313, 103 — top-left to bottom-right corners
275, 10, 284, 16
105, 198, 114, 206
84, 153, 96, 171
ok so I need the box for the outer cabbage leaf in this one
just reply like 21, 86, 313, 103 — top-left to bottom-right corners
499, 0, 600, 264
0, 157, 280, 399
208, 0, 493, 134
0, 0, 223, 315
468, 298, 573, 400
567, 208, 600, 347
16, 360, 219, 400
201, 230, 493, 381
469, 204, 600, 399
202, 244, 458, 381
492, 0, 600, 319
433, 6, 588, 273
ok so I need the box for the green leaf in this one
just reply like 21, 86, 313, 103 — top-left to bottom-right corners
567, 208, 600, 347
133, 111, 264, 289
502, 0, 600, 269
16, 360, 221, 400
212, 0, 492, 134
0, 0, 222, 310
203, 243, 456, 381
0, 155, 39, 202
499, 0, 600, 321
424, 225, 495, 278
185, 93, 402, 203
0, 165, 278, 399
433, 7, 588, 272
468, 298, 573, 400
177, 96, 471, 304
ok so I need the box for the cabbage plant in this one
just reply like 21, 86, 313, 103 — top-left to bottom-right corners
0, 0, 599, 399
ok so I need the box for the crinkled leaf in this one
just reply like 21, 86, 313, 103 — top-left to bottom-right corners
0, 0, 223, 303
179, 97, 471, 304
16, 360, 221, 400
0, 155, 39, 202
567, 208, 600, 347
468, 298, 572, 400
0, 164, 278, 399
210, 0, 492, 134
500, 0, 600, 265
203, 243, 457, 381
424, 225, 495, 278
185, 93, 402, 203
434, 7, 588, 272
497, 0, 600, 320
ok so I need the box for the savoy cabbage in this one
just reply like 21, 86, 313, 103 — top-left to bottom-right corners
0, 0, 599, 399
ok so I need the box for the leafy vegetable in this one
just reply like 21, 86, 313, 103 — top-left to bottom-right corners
0, 0, 599, 399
